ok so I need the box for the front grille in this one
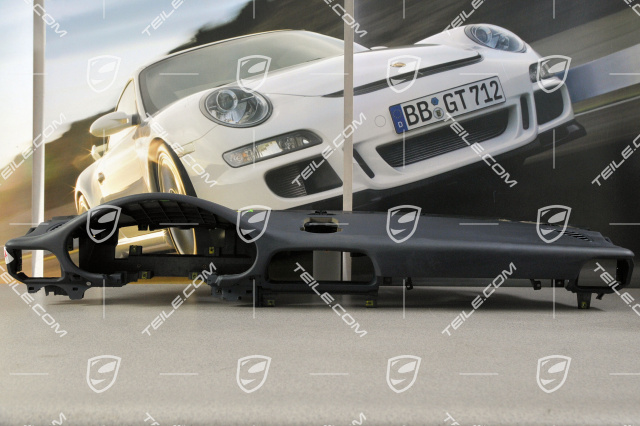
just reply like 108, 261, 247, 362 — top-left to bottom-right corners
534, 90, 564, 125
265, 156, 342, 198
377, 109, 509, 168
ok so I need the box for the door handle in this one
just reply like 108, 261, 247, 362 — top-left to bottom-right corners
97, 172, 105, 183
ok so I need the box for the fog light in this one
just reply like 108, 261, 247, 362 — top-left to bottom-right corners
223, 131, 322, 168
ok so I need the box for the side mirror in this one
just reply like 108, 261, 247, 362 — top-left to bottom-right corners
89, 111, 136, 137
91, 144, 107, 161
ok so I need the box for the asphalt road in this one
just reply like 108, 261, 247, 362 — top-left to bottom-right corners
1, 283, 640, 425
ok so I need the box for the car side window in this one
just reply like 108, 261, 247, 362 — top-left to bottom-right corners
108, 81, 138, 148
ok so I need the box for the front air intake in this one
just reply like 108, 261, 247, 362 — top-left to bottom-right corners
265, 156, 342, 198
377, 109, 509, 168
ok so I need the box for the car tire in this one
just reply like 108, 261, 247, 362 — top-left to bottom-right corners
154, 143, 198, 255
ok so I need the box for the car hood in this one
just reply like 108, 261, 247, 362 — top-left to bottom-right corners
256, 44, 480, 97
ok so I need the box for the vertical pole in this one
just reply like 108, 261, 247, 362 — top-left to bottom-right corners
342, 0, 354, 281
32, 0, 46, 277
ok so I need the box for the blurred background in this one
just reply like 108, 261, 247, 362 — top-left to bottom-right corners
1, 0, 639, 283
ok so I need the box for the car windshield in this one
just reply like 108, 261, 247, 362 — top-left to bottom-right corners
139, 31, 364, 115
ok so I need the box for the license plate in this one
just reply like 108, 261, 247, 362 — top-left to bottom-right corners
389, 77, 506, 134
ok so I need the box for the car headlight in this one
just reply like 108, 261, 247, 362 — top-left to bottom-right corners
464, 25, 526, 53
223, 131, 322, 167
201, 87, 271, 127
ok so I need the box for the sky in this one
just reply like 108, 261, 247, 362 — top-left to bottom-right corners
0, 0, 251, 164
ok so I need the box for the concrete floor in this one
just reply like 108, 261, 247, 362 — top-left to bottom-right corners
1, 283, 640, 425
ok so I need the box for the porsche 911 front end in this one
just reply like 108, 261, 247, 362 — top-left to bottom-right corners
79, 28, 583, 216
157, 28, 582, 210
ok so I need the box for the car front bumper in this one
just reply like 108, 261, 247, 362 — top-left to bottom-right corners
183, 50, 581, 210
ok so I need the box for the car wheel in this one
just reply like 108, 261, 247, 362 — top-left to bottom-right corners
155, 145, 197, 255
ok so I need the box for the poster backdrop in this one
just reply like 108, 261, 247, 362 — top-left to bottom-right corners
1, 0, 639, 285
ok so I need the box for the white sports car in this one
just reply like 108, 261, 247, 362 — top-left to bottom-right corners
76, 26, 584, 254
